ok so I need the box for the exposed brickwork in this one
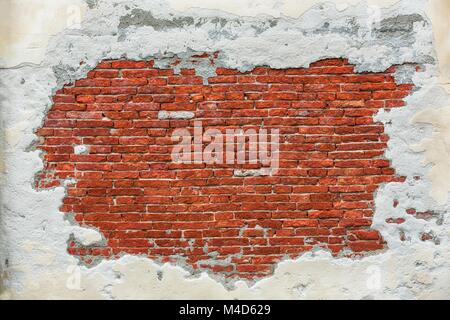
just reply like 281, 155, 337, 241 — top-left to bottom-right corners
36, 56, 413, 279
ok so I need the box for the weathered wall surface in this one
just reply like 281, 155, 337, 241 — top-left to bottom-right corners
0, 0, 449, 299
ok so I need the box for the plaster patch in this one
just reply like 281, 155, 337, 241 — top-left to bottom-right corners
158, 111, 195, 120
234, 169, 272, 177
71, 227, 104, 246
74, 145, 89, 155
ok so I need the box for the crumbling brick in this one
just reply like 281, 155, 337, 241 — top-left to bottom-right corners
36, 57, 414, 279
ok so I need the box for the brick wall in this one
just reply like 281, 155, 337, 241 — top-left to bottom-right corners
36, 56, 413, 280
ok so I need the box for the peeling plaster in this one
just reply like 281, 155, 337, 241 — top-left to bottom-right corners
71, 227, 104, 247
0, 0, 449, 299
0, 0, 448, 87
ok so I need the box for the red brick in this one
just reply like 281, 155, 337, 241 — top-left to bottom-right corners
36, 57, 414, 280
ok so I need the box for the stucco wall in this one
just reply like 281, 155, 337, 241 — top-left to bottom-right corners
0, 0, 449, 299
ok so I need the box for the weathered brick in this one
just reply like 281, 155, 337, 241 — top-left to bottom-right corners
36, 58, 413, 279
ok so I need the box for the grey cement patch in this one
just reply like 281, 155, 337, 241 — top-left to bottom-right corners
85, 0, 99, 9
119, 9, 195, 31
375, 13, 426, 38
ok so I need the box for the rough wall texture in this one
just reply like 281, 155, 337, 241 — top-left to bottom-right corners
1, 0, 449, 299
36, 56, 413, 281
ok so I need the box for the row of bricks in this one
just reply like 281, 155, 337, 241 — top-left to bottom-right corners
51, 101, 404, 117
68, 239, 382, 260
69, 240, 382, 257
58, 202, 378, 213
70, 212, 375, 221
57, 83, 411, 96
92, 228, 380, 239
54, 93, 410, 105
42, 109, 391, 120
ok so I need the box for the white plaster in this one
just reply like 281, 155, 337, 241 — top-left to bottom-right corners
71, 227, 103, 247
74, 145, 89, 155
158, 111, 195, 120
234, 169, 271, 177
